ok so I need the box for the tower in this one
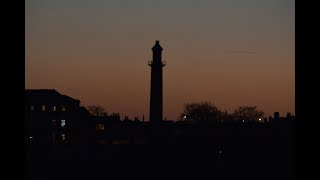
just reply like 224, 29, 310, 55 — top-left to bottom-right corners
148, 40, 165, 124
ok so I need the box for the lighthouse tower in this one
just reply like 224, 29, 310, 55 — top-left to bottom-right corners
148, 40, 165, 124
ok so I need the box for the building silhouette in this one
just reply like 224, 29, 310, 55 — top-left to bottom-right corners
269, 111, 295, 123
25, 89, 90, 150
148, 40, 165, 124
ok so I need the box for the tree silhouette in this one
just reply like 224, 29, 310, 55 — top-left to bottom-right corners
87, 105, 106, 116
232, 106, 264, 122
220, 110, 231, 123
179, 101, 222, 125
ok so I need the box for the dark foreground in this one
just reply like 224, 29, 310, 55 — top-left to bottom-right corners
25, 132, 295, 180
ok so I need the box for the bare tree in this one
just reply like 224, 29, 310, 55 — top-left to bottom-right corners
87, 105, 106, 116
220, 110, 231, 123
232, 106, 264, 122
179, 101, 222, 125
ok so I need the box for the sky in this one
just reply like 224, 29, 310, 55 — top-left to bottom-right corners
25, 0, 295, 120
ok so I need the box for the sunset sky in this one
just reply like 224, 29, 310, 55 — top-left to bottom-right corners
25, 0, 295, 120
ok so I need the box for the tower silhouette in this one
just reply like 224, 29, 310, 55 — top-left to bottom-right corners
148, 40, 165, 124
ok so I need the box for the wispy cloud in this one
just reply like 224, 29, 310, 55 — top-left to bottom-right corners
226, 50, 257, 54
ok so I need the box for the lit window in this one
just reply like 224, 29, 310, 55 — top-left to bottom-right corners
52, 106, 56, 111
96, 123, 105, 131
61, 133, 66, 141
42, 105, 46, 111
30, 105, 35, 111
61, 106, 66, 111
61, 120, 66, 127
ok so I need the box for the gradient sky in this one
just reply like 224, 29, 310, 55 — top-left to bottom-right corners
25, 0, 295, 120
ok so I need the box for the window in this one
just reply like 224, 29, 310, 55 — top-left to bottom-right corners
52, 120, 57, 127
61, 105, 66, 111
52, 106, 56, 111
52, 133, 57, 144
30, 105, 35, 111
97, 139, 108, 144
61, 120, 66, 127
42, 105, 46, 111
96, 123, 105, 131
61, 133, 66, 141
